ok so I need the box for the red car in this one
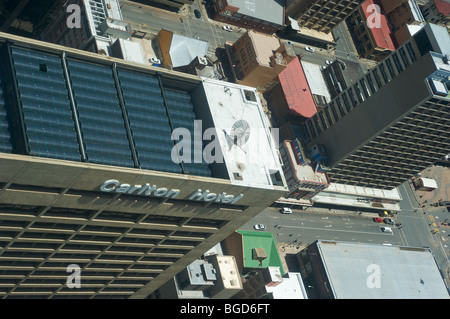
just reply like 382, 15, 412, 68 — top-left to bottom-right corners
373, 217, 383, 223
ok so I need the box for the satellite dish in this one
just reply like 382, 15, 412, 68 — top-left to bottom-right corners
230, 120, 250, 147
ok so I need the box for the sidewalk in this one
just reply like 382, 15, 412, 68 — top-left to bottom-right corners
413, 165, 450, 209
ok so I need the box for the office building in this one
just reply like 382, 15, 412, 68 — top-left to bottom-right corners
347, 0, 397, 62
279, 140, 330, 201
304, 23, 450, 190
347, 0, 425, 62
210, 0, 285, 34
286, 0, 365, 34
0, 0, 65, 38
226, 30, 296, 92
297, 240, 449, 299
265, 56, 318, 125
156, 29, 209, 70
40, 0, 132, 55
0, 32, 287, 298
421, 0, 450, 26
152, 254, 243, 299
138, 0, 195, 11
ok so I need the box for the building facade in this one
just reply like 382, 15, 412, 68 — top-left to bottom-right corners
421, 0, 450, 26
140, 0, 195, 10
346, 0, 398, 62
286, 0, 365, 34
226, 30, 296, 92
297, 240, 449, 299
265, 56, 318, 126
347, 0, 425, 62
0, 0, 65, 38
279, 140, 330, 201
210, 0, 285, 34
40, 0, 131, 55
303, 23, 450, 190
0, 32, 287, 298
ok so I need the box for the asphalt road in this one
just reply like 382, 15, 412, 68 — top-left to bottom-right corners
241, 180, 450, 286
120, 0, 340, 65
120, 0, 242, 53
241, 207, 404, 246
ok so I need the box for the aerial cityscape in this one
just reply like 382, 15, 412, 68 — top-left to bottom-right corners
0, 0, 448, 304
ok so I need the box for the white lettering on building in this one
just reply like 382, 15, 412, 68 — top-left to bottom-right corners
99, 180, 243, 204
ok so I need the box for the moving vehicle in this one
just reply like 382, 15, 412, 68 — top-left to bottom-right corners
222, 25, 233, 32
383, 218, 395, 225
381, 226, 392, 233
304, 46, 315, 53
325, 60, 333, 65
150, 57, 161, 64
254, 224, 266, 230
373, 217, 383, 223
280, 207, 292, 214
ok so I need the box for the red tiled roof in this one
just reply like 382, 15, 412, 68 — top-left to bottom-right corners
362, 0, 397, 50
278, 57, 317, 119
435, 0, 450, 16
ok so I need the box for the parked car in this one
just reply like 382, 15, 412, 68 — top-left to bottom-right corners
280, 207, 292, 214
150, 57, 161, 64
381, 226, 392, 233
325, 60, 333, 65
373, 217, 383, 223
254, 224, 266, 230
384, 218, 395, 225
304, 46, 315, 53
222, 25, 233, 32
194, 9, 202, 19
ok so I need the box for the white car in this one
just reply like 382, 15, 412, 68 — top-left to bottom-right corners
222, 25, 233, 32
304, 46, 315, 53
325, 60, 333, 65
280, 207, 292, 214
150, 57, 161, 64
381, 226, 392, 233
253, 224, 266, 230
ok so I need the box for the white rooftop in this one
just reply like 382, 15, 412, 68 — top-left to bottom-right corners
170, 34, 209, 68
197, 79, 287, 190
227, 0, 284, 26
316, 241, 450, 299
265, 272, 308, 299
324, 183, 402, 200
301, 61, 331, 103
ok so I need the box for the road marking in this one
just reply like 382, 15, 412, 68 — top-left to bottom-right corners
283, 225, 393, 236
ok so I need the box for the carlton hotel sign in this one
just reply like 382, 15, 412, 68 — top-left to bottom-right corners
99, 179, 244, 205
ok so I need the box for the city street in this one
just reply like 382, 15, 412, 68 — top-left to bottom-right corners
120, 0, 243, 53
120, 0, 450, 288
120, 0, 339, 66
241, 207, 405, 247
240, 176, 450, 286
